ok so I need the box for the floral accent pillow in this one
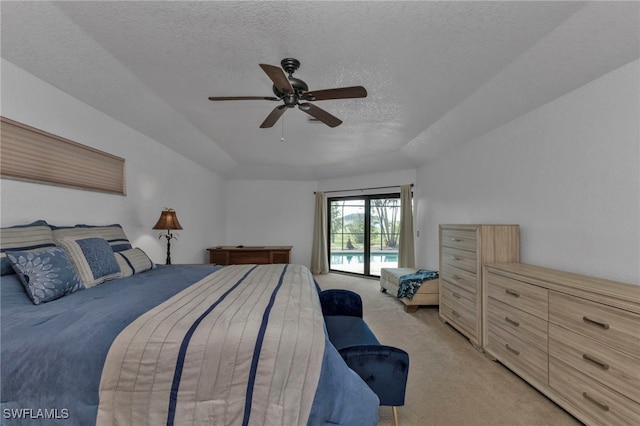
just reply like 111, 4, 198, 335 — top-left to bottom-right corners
8, 247, 84, 305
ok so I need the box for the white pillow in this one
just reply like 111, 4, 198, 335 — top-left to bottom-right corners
115, 248, 155, 278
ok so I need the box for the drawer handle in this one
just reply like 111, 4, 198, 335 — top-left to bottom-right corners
505, 289, 520, 298
451, 256, 461, 261
452, 274, 461, 281
452, 292, 461, 299
582, 354, 610, 370
582, 316, 610, 330
505, 344, 520, 356
452, 310, 461, 318
505, 316, 520, 327
582, 392, 610, 412
451, 238, 461, 242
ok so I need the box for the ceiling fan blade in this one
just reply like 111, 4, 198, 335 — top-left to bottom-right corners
260, 105, 287, 128
259, 64, 294, 94
208, 96, 279, 101
301, 86, 367, 101
299, 103, 342, 128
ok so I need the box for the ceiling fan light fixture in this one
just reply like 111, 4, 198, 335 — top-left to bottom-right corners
208, 58, 367, 128
283, 93, 298, 107
288, 76, 309, 93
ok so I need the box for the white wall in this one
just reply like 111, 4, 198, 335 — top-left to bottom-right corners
1, 59, 228, 264
414, 59, 640, 284
223, 170, 417, 269
224, 179, 317, 266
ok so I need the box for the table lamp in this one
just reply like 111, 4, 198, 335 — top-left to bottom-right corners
152, 208, 183, 264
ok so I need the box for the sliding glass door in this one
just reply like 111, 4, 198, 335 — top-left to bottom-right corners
329, 198, 365, 274
369, 198, 401, 275
328, 194, 400, 277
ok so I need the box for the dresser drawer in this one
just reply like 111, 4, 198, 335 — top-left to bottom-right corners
441, 246, 477, 274
488, 297, 547, 350
549, 291, 640, 357
550, 357, 640, 426
442, 280, 476, 308
487, 326, 548, 386
488, 272, 548, 320
550, 323, 640, 404
440, 301, 476, 338
440, 263, 477, 294
441, 228, 477, 251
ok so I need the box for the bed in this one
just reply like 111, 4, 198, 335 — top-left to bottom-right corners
0, 222, 379, 426
380, 268, 440, 312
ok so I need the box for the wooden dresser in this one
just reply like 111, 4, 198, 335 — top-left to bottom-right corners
207, 246, 292, 265
439, 224, 520, 349
484, 263, 640, 426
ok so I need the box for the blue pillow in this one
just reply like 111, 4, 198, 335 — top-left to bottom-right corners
58, 237, 121, 288
7, 247, 84, 305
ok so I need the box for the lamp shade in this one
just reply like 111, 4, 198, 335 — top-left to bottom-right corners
152, 208, 183, 230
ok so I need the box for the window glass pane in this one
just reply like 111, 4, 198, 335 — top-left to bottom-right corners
329, 199, 365, 274
369, 198, 399, 275
328, 195, 400, 277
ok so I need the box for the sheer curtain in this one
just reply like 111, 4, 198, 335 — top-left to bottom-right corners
398, 184, 415, 268
310, 192, 329, 274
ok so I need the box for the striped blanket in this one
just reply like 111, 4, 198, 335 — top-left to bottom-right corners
97, 264, 326, 426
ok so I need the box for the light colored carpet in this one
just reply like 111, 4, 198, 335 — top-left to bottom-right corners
314, 272, 582, 426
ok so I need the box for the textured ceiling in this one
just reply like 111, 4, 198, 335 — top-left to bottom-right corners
2, 1, 638, 180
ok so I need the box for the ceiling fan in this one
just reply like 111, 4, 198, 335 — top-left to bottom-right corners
208, 58, 367, 128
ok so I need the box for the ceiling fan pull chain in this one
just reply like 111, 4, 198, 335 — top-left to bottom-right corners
281, 116, 285, 141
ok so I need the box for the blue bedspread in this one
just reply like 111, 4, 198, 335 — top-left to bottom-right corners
397, 269, 439, 300
1, 265, 378, 425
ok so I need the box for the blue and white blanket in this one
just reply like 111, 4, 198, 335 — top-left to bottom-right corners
1, 264, 378, 425
397, 269, 439, 300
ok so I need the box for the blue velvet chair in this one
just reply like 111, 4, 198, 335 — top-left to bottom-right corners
319, 288, 363, 317
320, 289, 409, 426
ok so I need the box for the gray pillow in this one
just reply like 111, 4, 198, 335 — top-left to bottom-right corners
52, 224, 132, 252
0, 220, 55, 276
